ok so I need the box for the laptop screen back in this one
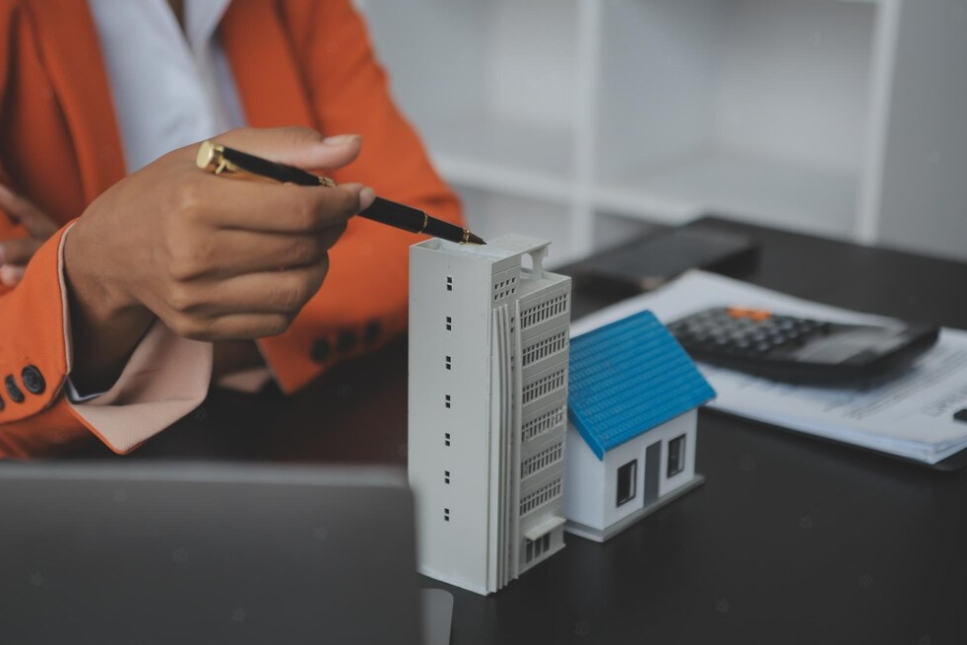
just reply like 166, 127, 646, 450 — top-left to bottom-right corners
0, 462, 422, 645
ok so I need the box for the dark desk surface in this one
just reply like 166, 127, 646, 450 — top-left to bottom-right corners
76, 217, 967, 645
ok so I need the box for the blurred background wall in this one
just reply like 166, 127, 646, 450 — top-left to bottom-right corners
356, 0, 966, 266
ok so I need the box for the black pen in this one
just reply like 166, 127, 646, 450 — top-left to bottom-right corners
196, 141, 485, 245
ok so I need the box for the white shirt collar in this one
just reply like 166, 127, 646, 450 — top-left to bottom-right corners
87, 0, 245, 172
185, 0, 234, 54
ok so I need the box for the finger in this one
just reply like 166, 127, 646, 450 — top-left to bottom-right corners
172, 226, 344, 280
164, 260, 329, 318
0, 264, 25, 287
0, 237, 44, 265
0, 184, 60, 238
214, 127, 362, 172
195, 175, 368, 233
182, 313, 295, 342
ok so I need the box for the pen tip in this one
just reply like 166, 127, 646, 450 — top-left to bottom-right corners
466, 232, 486, 245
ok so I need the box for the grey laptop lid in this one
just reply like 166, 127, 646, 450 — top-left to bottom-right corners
0, 462, 422, 645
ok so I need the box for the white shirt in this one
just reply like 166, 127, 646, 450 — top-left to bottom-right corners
87, 0, 245, 173
67, 0, 249, 404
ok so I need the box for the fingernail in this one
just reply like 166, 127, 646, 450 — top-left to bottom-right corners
0, 264, 24, 287
359, 187, 376, 210
322, 134, 362, 146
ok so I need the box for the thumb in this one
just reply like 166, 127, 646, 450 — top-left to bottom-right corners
0, 184, 61, 239
212, 127, 363, 173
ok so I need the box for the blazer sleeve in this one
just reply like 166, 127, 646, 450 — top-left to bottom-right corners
0, 218, 213, 459
255, 0, 464, 393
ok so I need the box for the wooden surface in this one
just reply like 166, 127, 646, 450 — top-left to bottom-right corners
74, 217, 967, 645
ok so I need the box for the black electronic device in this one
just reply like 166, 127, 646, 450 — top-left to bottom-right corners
577, 227, 760, 295
666, 306, 940, 384
0, 463, 426, 645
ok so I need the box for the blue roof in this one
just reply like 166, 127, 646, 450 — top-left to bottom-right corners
568, 310, 715, 460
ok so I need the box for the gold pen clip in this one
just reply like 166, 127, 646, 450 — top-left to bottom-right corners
196, 140, 337, 187
196, 141, 237, 176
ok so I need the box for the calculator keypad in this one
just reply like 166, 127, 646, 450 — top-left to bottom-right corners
667, 307, 830, 358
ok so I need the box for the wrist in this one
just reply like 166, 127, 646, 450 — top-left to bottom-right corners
62, 219, 143, 322
62, 220, 155, 392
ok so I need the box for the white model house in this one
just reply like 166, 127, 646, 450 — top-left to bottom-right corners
564, 310, 715, 543
408, 234, 572, 595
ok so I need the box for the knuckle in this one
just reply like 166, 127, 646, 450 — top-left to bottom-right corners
167, 313, 208, 340
279, 279, 311, 313
251, 313, 291, 338
337, 189, 361, 216
268, 313, 293, 336
291, 237, 322, 265
167, 247, 202, 281
174, 180, 207, 222
289, 198, 317, 231
165, 284, 199, 314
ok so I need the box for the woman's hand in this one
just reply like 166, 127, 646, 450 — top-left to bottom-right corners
0, 184, 61, 287
64, 126, 372, 391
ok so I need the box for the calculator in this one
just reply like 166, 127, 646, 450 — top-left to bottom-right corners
666, 307, 940, 384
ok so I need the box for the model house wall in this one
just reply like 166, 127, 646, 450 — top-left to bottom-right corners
564, 310, 714, 543
565, 413, 699, 541
408, 234, 572, 595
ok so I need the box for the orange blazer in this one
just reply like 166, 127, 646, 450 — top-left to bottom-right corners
0, 0, 462, 457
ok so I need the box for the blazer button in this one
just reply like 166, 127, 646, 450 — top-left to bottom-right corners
21, 365, 46, 395
4, 375, 25, 403
310, 339, 331, 364
337, 330, 356, 354
364, 320, 382, 346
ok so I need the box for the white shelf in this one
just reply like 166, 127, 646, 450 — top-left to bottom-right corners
595, 149, 859, 238
359, 0, 967, 260
423, 112, 575, 204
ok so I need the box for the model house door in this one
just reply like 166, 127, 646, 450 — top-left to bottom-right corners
644, 442, 661, 504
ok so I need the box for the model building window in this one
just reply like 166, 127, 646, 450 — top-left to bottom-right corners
525, 533, 553, 564
444, 508, 450, 522
444, 470, 450, 484
444, 432, 451, 447
446, 316, 452, 331
446, 276, 452, 291
445, 356, 452, 370
445, 394, 451, 409
616, 460, 638, 507
668, 435, 686, 477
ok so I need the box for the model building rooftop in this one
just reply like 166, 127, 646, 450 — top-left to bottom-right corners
414, 233, 560, 284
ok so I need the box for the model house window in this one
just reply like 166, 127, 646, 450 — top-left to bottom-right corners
445, 356, 452, 370
444, 470, 450, 484
616, 460, 638, 507
446, 276, 452, 291
445, 394, 451, 409
444, 432, 451, 447
446, 316, 452, 331
668, 435, 686, 477
444, 508, 450, 522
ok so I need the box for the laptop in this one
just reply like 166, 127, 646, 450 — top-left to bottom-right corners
0, 462, 445, 645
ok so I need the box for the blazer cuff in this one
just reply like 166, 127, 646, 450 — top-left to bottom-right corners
66, 320, 212, 453
57, 227, 212, 454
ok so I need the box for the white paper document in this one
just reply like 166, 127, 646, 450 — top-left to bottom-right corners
572, 271, 967, 464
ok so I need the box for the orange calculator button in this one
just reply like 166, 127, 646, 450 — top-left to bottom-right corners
728, 307, 772, 321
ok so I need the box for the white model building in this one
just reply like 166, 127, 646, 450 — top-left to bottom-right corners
408, 234, 572, 595
564, 310, 715, 542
